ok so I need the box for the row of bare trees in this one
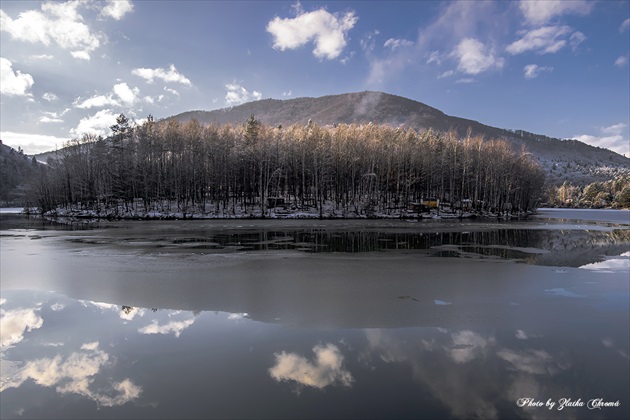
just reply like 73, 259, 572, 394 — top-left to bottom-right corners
30, 114, 545, 217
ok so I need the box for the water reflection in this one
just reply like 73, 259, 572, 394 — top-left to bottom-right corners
360, 327, 627, 419
1, 212, 629, 418
1, 340, 142, 407
0, 301, 43, 347
1, 291, 628, 419
269, 344, 354, 390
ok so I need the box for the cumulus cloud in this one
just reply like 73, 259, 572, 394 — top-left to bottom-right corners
621, 18, 630, 33
0, 307, 44, 347
523, 63, 553, 79
42, 92, 58, 102
138, 318, 195, 337
132, 64, 192, 85
100, 0, 134, 20
112, 82, 139, 105
74, 82, 140, 109
225, 83, 262, 106
518, 0, 593, 26
269, 343, 354, 389
40, 115, 64, 124
384, 38, 413, 51
0, 1, 104, 60
0, 342, 142, 406
615, 56, 628, 67
506, 26, 577, 55
452, 38, 504, 75
367, 1, 501, 85
74, 94, 119, 109
0, 57, 34, 97
571, 123, 630, 157
71, 109, 118, 138
266, 7, 358, 60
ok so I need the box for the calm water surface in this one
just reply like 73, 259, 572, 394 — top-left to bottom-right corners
1, 210, 628, 419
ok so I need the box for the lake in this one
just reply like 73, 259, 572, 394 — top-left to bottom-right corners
1, 209, 629, 419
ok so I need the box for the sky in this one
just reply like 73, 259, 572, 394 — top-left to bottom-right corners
1, 0, 629, 156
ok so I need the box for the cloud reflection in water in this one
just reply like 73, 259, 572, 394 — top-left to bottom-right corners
269, 343, 353, 389
1, 342, 142, 407
138, 318, 195, 337
0, 305, 44, 347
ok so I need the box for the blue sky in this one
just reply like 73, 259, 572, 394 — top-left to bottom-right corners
1, 0, 629, 156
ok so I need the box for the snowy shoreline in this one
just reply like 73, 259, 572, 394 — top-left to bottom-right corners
15, 205, 535, 224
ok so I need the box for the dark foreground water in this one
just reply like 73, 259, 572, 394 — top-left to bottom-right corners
1, 210, 629, 419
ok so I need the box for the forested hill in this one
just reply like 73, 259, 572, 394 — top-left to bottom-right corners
0, 140, 40, 206
170, 91, 629, 185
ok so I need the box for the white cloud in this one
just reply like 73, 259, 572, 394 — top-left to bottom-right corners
455, 78, 475, 84
360, 29, 380, 53
438, 70, 454, 78
100, 0, 134, 20
225, 83, 262, 106
518, 0, 593, 25
71, 109, 118, 138
45, 108, 70, 119
384, 38, 413, 51
0, 307, 43, 347
367, 1, 501, 85
131, 64, 192, 85
506, 26, 574, 55
164, 86, 180, 96
426, 50, 442, 65
28, 54, 54, 61
571, 123, 629, 157
269, 343, 354, 389
0, 1, 104, 60
615, 56, 628, 67
266, 7, 358, 60
40, 116, 64, 123
452, 38, 504, 75
70, 50, 91, 61
74, 94, 119, 109
621, 18, 630, 32
42, 92, 58, 102
0, 342, 142, 406
0, 57, 34, 97
569, 31, 586, 50
113, 82, 139, 105
523, 63, 553, 79
0, 131, 69, 154
74, 82, 140, 109
50, 303, 65, 312
138, 318, 195, 337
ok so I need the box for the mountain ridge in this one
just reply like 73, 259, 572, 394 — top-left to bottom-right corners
167, 91, 629, 186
